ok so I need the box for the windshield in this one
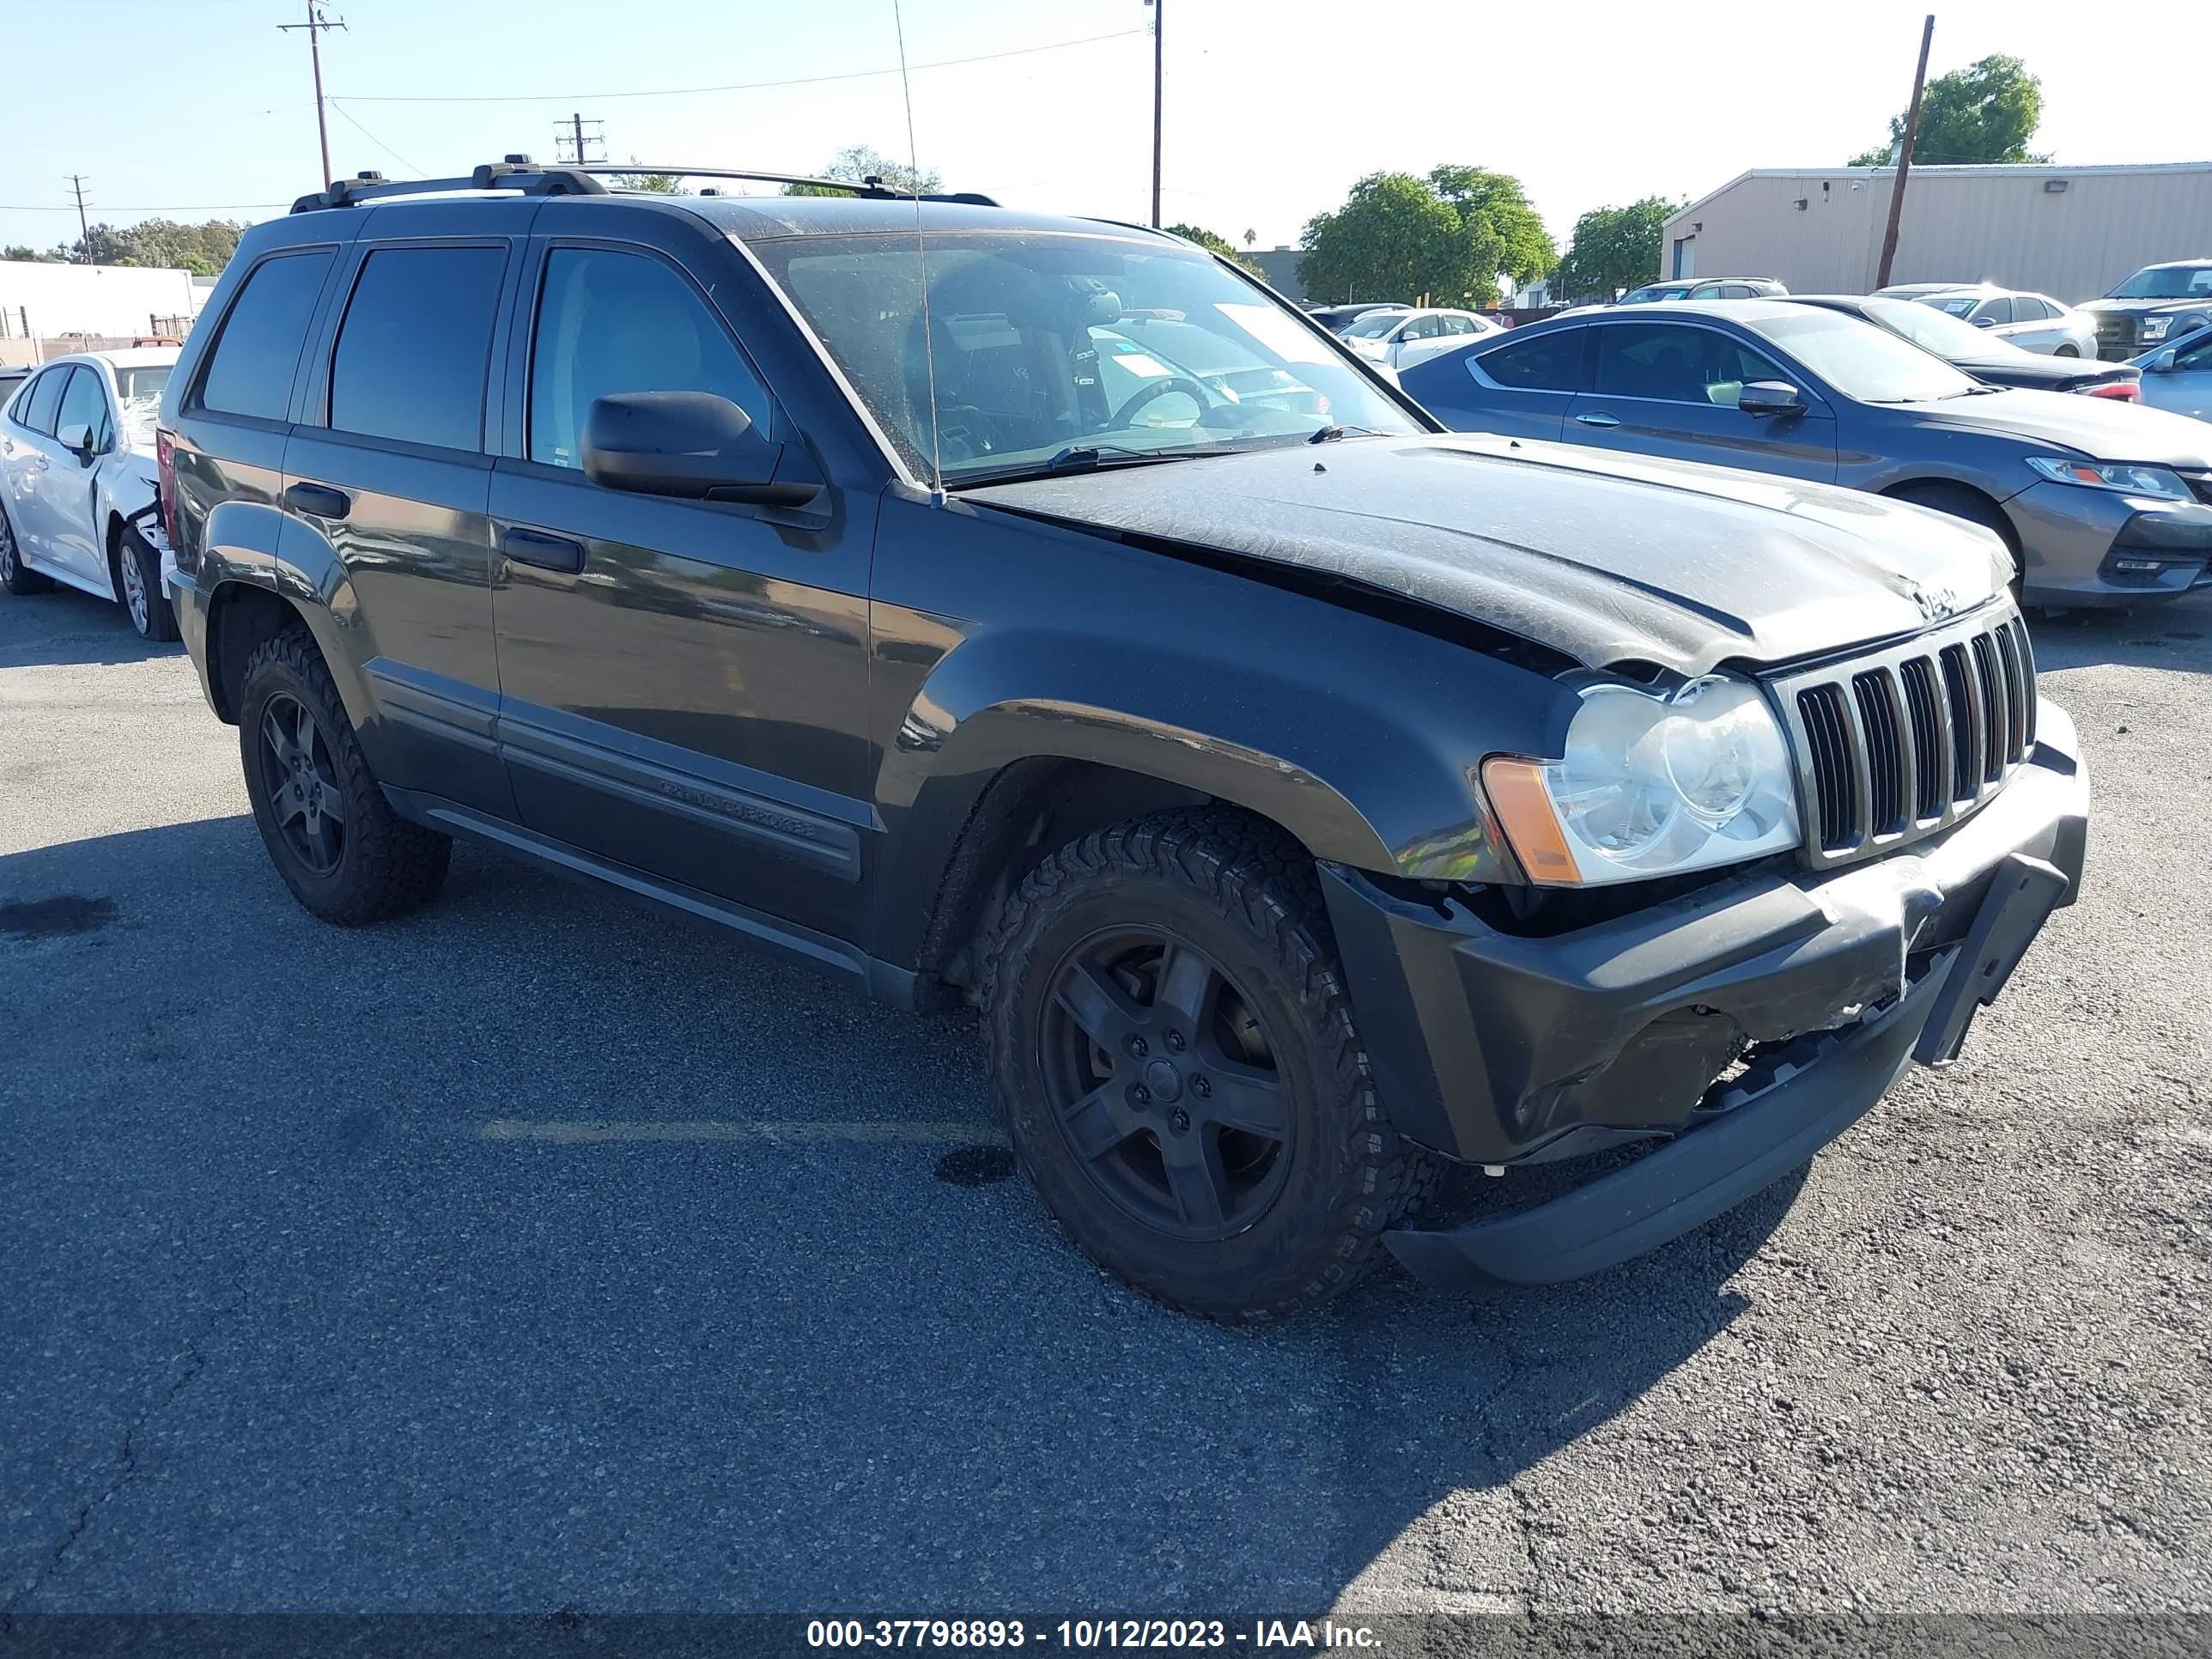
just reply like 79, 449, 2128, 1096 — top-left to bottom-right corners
114, 365, 173, 404
1747, 308, 1978, 403
1927, 293, 1984, 318
1858, 295, 2027, 359
751, 230, 1419, 483
1343, 310, 1406, 338
1621, 285, 1694, 304
2107, 265, 2212, 300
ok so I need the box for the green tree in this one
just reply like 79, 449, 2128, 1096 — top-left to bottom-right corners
1555, 198, 1676, 301
1163, 222, 1260, 275
1425, 164, 1556, 287
65, 219, 246, 275
1297, 172, 1504, 307
782, 144, 941, 198
611, 169, 688, 194
1850, 54, 2047, 166
3, 245, 67, 264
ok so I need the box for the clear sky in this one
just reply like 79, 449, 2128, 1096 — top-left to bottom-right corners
3, 0, 2206, 259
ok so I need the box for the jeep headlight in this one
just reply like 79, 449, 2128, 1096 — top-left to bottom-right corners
1483, 677, 1801, 886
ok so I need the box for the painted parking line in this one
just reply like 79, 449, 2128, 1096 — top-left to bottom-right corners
480, 1119, 990, 1145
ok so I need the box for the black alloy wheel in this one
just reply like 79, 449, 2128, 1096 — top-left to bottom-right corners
1040, 927, 1292, 1239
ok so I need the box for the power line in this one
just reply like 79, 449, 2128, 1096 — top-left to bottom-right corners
332, 27, 1145, 103
327, 98, 428, 177
555, 115, 605, 166
278, 1, 348, 187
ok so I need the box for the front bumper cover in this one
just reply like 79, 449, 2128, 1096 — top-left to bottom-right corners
1322, 698, 2089, 1288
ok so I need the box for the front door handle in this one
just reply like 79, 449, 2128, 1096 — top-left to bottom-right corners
1574, 412, 1622, 428
501, 526, 586, 574
282, 482, 351, 520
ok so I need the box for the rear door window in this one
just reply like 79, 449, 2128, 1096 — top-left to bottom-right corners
526, 246, 771, 470
1480, 330, 1583, 391
17, 367, 68, 435
198, 250, 336, 422
329, 245, 507, 453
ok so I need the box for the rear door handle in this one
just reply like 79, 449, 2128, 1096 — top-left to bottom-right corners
282, 482, 351, 520
501, 526, 586, 574
1574, 412, 1622, 428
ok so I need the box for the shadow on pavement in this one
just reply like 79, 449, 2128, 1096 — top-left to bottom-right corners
0, 588, 182, 669
2027, 589, 2212, 674
2, 814, 1796, 1611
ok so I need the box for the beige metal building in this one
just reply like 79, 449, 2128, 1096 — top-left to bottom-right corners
1661, 161, 2212, 304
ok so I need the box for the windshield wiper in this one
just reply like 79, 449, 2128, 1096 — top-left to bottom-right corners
1308, 423, 1385, 443
954, 442, 1236, 486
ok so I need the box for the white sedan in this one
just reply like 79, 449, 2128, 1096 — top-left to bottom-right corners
0, 348, 179, 640
1340, 307, 1503, 372
1913, 286, 2100, 358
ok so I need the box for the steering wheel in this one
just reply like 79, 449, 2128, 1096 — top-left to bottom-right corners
1103, 375, 1210, 430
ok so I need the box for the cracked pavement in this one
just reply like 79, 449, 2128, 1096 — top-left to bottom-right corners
2, 585, 2209, 1614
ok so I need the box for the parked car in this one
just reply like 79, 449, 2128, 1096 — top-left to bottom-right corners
1304, 301, 1407, 334
1340, 306, 1500, 371
1399, 301, 2212, 607
2133, 323, 2212, 422
2079, 259, 2212, 362
0, 363, 32, 398
1911, 286, 2099, 358
1873, 281, 1981, 300
161, 162, 2087, 1319
0, 346, 180, 639
1784, 295, 2141, 399
1620, 277, 1788, 303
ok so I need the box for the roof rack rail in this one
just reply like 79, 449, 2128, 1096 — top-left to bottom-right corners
290, 155, 608, 214
566, 163, 998, 206
289, 157, 999, 215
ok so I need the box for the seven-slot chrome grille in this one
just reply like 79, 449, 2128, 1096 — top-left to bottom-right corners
1768, 605, 2037, 869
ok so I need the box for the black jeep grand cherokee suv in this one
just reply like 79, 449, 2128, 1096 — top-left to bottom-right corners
158, 161, 2088, 1320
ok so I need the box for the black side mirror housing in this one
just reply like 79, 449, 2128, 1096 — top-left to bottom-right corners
58, 422, 98, 464
1736, 380, 1805, 416
581, 392, 821, 509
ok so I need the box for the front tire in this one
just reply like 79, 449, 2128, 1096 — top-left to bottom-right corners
982, 810, 1438, 1322
115, 521, 179, 641
0, 500, 55, 595
2055, 344, 2079, 359
239, 627, 451, 925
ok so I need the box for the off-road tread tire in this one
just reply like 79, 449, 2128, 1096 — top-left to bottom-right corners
981, 807, 1440, 1322
0, 501, 55, 595
119, 522, 179, 641
240, 627, 451, 926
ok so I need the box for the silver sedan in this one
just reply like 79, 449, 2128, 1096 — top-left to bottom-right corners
1914, 286, 2100, 358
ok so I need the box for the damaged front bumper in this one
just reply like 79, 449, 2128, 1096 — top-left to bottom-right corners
1322, 699, 2090, 1288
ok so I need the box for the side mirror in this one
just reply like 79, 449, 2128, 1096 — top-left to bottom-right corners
581, 391, 819, 508
1972, 316, 1997, 329
2148, 349, 2179, 374
59, 422, 97, 464
1736, 380, 1805, 416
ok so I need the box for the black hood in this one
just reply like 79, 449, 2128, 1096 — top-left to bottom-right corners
2081, 297, 2212, 318
963, 434, 2011, 676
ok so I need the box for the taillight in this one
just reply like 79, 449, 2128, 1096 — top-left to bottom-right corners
2083, 380, 2140, 401
155, 428, 178, 543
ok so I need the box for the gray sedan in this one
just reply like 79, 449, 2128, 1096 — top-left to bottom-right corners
1399, 300, 2212, 607
2135, 325, 2212, 422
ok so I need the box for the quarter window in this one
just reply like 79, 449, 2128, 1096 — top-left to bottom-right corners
1479, 330, 1583, 391
528, 246, 770, 471
330, 246, 507, 452
1595, 324, 1788, 407
198, 250, 335, 422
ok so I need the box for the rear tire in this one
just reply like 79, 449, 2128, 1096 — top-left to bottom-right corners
0, 501, 55, 595
238, 627, 451, 926
115, 520, 179, 641
981, 809, 1439, 1322
1888, 481, 2024, 602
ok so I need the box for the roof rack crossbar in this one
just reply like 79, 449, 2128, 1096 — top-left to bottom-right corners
290, 159, 609, 215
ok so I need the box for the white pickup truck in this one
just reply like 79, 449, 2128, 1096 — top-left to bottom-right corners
0, 347, 179, 640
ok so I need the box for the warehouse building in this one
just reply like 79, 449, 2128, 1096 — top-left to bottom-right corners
1661, 161, 2212, 305
0, 259, 206, 367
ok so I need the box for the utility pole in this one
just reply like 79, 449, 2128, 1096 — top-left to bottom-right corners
67, 175, 90, 262
1875, 14, 1935, 291
279, 1, 348, 189
1145, 0, 1163, 227
554, 115, 605, 166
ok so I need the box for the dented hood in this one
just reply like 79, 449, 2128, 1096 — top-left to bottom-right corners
963, 433, 2010, 675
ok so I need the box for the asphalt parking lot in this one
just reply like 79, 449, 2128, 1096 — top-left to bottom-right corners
2, 580, 2209, 1619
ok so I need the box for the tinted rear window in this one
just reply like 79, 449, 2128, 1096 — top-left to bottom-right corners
198, 250, 335, 422
330, 246, 507, 452
1480, 330, 1583, 391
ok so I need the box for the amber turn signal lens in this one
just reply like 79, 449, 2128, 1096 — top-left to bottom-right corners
1480, 757, 1582, 886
